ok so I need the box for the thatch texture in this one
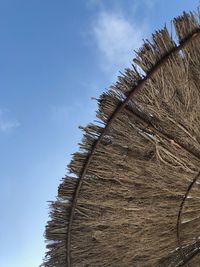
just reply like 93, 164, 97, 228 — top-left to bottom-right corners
42, 10, 200, 267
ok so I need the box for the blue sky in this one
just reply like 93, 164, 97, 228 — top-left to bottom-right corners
0, 1, 199, 267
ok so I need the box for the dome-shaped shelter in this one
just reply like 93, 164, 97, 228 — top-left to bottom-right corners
42, 10, 200, 267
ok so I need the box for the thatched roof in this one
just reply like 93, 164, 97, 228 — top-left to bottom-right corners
42, 10, 200, 267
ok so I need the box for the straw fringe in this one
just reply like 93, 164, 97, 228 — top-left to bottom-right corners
42, 10, 200, 267
42, 176, 78, 267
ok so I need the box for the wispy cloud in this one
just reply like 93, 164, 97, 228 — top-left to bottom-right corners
0, 109, 20, 133
86, 0, 159, 79
91, 10, 146, 75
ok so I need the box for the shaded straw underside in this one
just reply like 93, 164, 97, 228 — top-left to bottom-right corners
42, 10, 200, 267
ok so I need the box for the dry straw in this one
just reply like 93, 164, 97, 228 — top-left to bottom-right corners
42, 10, 200, 267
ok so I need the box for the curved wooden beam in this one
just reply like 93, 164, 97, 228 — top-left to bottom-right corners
176, 171, 200, 263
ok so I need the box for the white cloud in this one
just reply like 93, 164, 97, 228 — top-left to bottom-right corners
0, 109, 20, 133
0, 120, 20, 132
92, 11, 146, 74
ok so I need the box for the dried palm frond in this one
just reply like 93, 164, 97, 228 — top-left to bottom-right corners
42, 10, 200, 267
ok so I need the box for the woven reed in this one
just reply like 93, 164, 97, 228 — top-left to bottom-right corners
42, 10, 200, 267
